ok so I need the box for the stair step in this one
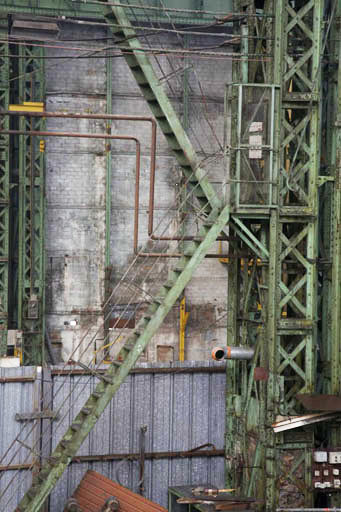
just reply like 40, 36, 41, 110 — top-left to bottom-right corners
157, 118, 173, 134
81, 407, 92, 416
203, 220, 216, 228
139, 84, 155, 101
124, 343, 135, 351
174, 264, 185, 273
35, 473, 46, 484
71, 423, 82, 432
171, 148, 190, 165
27, 488, 38, 499
147, 100, 164, 117
47, 456, 59, 466
60, 440, 71, 450
133, 70, 149, 85
183, 244, 197, 256
163, 279, 175, 289
92, 391, 104, 399
164, 134, 182, 151
154, 296, 164, 303
101, 375, 114, 384
112, 360, 122, 368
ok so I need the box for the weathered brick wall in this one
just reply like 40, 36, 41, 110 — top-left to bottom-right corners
45, 22, 231, 363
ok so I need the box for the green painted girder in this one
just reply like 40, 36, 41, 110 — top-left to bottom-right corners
17, 44, 46, 365
104, 4, 222, 215
16, 204, 230, 512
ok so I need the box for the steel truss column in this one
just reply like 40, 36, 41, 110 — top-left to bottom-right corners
226, 0, 324, 509
269, 0, 323, 508
18, 43, 45, 365
0, 17, 10, 356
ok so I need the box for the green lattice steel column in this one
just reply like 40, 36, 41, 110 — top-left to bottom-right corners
225, 0, 324, 508
0, 17, 9, 356
18, 44, 45, 365
271, 0, 323, 508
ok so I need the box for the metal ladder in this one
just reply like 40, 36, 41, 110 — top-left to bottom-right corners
16, 6, 229, 511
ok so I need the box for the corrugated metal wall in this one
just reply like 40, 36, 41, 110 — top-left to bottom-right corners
0, 367, 42, 512
0, 362, 226, 511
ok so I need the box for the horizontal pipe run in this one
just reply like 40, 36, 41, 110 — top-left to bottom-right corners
0, 129, 138, 142
0, 448, 224, 471
1, 110, 156, 125
71, 448, 224, 463
51, 365, 226, 376
212, 346, 255, 361
0, 376, 36, 383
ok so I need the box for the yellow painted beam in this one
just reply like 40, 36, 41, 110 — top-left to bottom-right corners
9, 102, 44, 112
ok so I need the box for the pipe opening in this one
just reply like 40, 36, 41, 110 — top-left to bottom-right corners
214, 349, 225, 361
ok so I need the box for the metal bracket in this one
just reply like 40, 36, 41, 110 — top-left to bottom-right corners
317, 176, 335, 187
15, 409, 58, 421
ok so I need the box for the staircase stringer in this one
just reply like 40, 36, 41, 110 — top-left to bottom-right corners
104, 5, 221, 213
16, 205, 230, 512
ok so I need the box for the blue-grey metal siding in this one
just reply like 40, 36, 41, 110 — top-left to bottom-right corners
0, 362, 226, 511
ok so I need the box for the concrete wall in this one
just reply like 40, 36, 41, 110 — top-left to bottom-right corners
45, 22, 231, 363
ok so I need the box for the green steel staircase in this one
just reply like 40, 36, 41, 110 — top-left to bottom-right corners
16, 205, 230, 512
14, 6, 231, 510
103, 4, 222, 215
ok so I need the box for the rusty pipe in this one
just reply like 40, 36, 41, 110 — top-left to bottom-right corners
0, 129, 138, 142
212, 346, 255, 361
1, 110, 156, 259
0, 129, 141, 256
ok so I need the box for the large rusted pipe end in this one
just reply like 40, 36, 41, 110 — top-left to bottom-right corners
212, 347, 227, 361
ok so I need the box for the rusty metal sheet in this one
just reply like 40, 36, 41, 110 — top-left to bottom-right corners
72, 470, 168, 512
254, 367, 268, 381
296, 394, 341, 411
